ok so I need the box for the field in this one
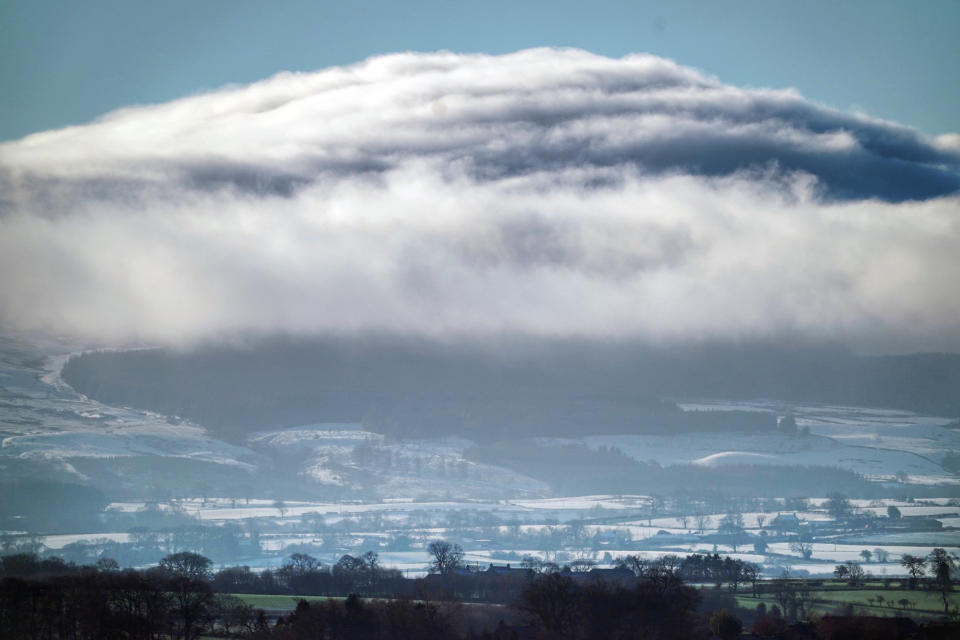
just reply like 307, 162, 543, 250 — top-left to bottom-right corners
734, 582, 958, 620
231, 593, 342, 611
232, 582, 960, 620
3, 336, 960, 581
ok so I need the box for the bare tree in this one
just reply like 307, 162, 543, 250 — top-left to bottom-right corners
695, 513, 712, 534
427, 540, 464, 575
615, 554, 649, 577
929, 548, 958, 614
790, 539, 813, 560
569, 558, 597, 573
835, 561, 865, 586
825, 492, 852, 521
159, 552, 215, 640
284, 552, 321, 576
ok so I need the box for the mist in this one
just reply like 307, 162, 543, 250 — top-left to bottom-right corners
1, 48, 958, 351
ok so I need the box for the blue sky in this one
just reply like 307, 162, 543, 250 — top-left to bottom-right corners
1, 0, 958, 142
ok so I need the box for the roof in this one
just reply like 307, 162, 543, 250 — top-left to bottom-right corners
771, 513, 800, 524
486, 563, 532, 576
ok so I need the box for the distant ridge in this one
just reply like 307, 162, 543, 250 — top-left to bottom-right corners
61, 337, 960, 441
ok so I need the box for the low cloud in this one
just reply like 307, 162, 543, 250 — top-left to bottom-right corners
1, 48, 958, 350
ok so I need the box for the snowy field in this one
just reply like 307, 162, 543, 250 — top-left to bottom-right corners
5, 492, 956, 577
4, 337, 960, 577
3, 336, 958, 494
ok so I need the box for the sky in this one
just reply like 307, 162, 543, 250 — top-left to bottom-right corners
0, 2, 959, 353
1, 0, 959, 142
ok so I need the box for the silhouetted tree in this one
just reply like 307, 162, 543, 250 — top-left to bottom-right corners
709, 608, 743, 640
929, 547, 958, 614
427, 540, 463, 575
901, 554, 926, 589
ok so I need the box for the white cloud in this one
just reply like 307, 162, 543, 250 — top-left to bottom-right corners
0, 48, 958, 349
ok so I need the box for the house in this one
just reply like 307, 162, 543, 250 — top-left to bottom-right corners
644, 529, 700, 545
485, 563, 533, 577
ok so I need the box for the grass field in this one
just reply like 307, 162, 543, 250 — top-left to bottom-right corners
232, 593, 346, 611
735, 588, 956, 619
233, 583, 959, 618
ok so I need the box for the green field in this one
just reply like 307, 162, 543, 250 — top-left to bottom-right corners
232, 594, 346, 611
233, 585, 958, 618
735, 588, 956, 619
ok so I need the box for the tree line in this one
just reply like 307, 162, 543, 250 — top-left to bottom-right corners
3, 543, 958, 639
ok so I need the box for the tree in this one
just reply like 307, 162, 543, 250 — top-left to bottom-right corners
790, 539, 813, 560
718, 512, 745, 534
211, 594, 257, 637
695, 513, 712, 534
771, 574, 796, 619
96, 557, 120, 572
273, 500, 287, 518
874, 548, 890, 563
833, 564, 849, 581
756, 514, 767, 530
159, 552, 212, 580
825, 492, 853, 521
860, 549, 873, 564
569, 558, 597, 573
709, 609, 743, 640
887, 505, 902, 519
427, 540, 463, 575
901, 554, 926, 589
929, 547, 958, 614
359, 551, 382, 591
615, 554, 648, 577
158, 553, 215, 640
284, 552, 321, 576
718, 512, 747, 552
743, 563, 761, 597
520, 572, 579, 635
841, 561, 865, 586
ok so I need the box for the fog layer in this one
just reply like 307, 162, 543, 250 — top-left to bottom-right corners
1, 49, 958, 349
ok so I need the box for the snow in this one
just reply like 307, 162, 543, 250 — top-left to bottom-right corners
41, 532, 132, 549
693, 452, 779, 466
526, 398, 960, 483
508, 495, 651, 511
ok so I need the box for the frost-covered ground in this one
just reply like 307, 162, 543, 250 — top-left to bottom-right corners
248, 425, 549, 498
4, 336, 960, 577
0, 336, 547, 498
0, 337, 261, 477
523, 398, 960, 484
4, 336, 958, 493
9, 492, 958, 577
677, 400, 959, 483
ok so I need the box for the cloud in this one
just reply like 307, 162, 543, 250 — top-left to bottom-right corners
0, 48, 958, 349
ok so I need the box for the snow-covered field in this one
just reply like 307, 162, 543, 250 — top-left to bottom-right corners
3, 335, 958, 493
0, 337, 261, 476
4, 336, 960, 577
677, 400, 959, 483
522, 398, 960, 484
0, 337, 548, 497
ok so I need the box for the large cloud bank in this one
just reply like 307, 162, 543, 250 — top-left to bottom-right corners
1, 48, 958, 349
